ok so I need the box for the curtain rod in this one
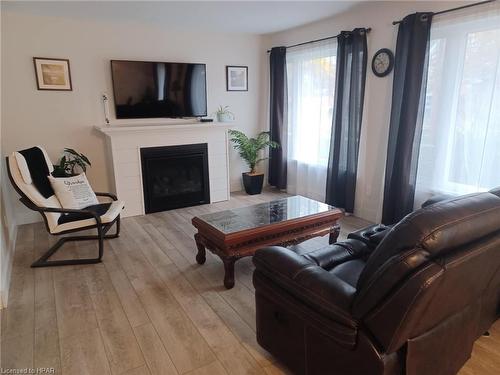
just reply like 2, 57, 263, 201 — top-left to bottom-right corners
392, 0, 497, 25
266, 28, 371, 53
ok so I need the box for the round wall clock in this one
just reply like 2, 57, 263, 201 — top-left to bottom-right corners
372, 48, 394, 77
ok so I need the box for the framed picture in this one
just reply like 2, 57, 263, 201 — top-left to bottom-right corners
33, 57, 72, 91
226, 66, 248, 91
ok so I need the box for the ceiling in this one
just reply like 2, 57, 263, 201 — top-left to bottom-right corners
1, 1, 361, 35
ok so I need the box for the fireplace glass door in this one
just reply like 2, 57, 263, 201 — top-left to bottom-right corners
141, 144, 210, 213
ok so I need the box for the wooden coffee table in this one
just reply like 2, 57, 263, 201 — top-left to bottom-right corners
191, 195, 343, 289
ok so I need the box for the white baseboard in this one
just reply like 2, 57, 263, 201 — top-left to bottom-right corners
1, 223, 18, 309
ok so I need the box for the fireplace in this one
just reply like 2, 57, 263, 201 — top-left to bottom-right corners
97, 122, 230, 217
140, 144, 210, 213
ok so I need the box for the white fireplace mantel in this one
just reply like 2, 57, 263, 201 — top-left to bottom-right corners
96, 121, 233, 217
96, 121, 232, 134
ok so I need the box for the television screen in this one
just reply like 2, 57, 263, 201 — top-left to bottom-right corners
111, 60, 207, 119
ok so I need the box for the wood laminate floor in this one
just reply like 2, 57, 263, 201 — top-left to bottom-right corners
1, 190, 499, 375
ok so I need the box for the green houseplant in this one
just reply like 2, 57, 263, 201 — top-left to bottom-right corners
215, 105, 234, 122
228, 130, 279, 195
52, 148, 92, 177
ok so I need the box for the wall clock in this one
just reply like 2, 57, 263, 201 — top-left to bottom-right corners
372, 48, 394, 77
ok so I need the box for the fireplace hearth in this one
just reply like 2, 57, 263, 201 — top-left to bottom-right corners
140, 144, 210, 213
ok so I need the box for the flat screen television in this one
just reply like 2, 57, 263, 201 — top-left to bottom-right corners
111, 60, 207, 119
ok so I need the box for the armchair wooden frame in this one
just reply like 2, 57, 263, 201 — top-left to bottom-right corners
6, 158, 121, 268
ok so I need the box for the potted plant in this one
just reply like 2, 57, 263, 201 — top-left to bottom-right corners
215, 105, 234, 122
52, 148, 92, 177
228, 130, 279, 195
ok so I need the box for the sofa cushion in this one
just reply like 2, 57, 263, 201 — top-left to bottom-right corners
329, 259, 365, 288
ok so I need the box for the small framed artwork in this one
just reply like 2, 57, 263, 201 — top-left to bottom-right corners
226, 66, 248, 91
33, 57, 72, 91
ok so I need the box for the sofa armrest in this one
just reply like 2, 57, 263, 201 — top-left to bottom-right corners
302, 239, 371, 269
348, 224, 392, 249
253, 246, 357, 327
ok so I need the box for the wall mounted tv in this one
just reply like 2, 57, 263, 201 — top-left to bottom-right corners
111, 60, 207, 119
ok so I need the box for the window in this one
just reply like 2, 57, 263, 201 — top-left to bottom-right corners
286, 39, 337, 201
415, 7, 500, 206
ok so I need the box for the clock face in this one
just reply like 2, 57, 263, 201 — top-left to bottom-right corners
372, 49, 394, 77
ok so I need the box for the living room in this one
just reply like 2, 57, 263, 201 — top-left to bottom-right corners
1, 1, 499, 374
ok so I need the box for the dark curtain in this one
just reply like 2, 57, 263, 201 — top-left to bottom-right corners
382, 12, 433, 224
325, 28, 368, 212
268, 47, 287, 189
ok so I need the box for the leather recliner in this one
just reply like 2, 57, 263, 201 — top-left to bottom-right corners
253, 189, 500, 375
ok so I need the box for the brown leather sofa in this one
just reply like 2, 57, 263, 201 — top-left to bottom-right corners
253, 189, 500, 375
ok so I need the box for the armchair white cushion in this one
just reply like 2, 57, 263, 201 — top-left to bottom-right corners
14, 152, 33, 184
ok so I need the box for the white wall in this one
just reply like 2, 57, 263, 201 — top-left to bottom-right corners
1, 9, 266, 224
265, 1, 468, 223
1, 7, 17, 305
0, 162, 17, 309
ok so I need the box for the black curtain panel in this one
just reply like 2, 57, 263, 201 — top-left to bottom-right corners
268, 47, 288, 189
325, 29, 368, 212
382, 12, 433, 224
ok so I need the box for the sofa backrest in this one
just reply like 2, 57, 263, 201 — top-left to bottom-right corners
352, 191, 500, 352
490, 186, 500, 197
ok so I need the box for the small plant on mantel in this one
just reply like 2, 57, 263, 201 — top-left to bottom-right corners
228, 129, 279, 195
52, 148, 91, 177
214, 105, 234, 122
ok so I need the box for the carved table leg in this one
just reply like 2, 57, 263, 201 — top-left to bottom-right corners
194, 233, 206, 265
223, 257, 236, 289
329, 223, 341, 244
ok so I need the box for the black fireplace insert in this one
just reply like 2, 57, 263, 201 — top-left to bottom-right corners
140, 144, 210, 213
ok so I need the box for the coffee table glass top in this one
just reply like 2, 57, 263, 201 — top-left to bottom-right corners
197, 195, 335, 234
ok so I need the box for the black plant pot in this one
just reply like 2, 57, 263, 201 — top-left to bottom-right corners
242, 173, 264, 195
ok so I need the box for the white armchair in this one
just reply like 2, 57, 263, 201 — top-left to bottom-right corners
6, 146, 124, 267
